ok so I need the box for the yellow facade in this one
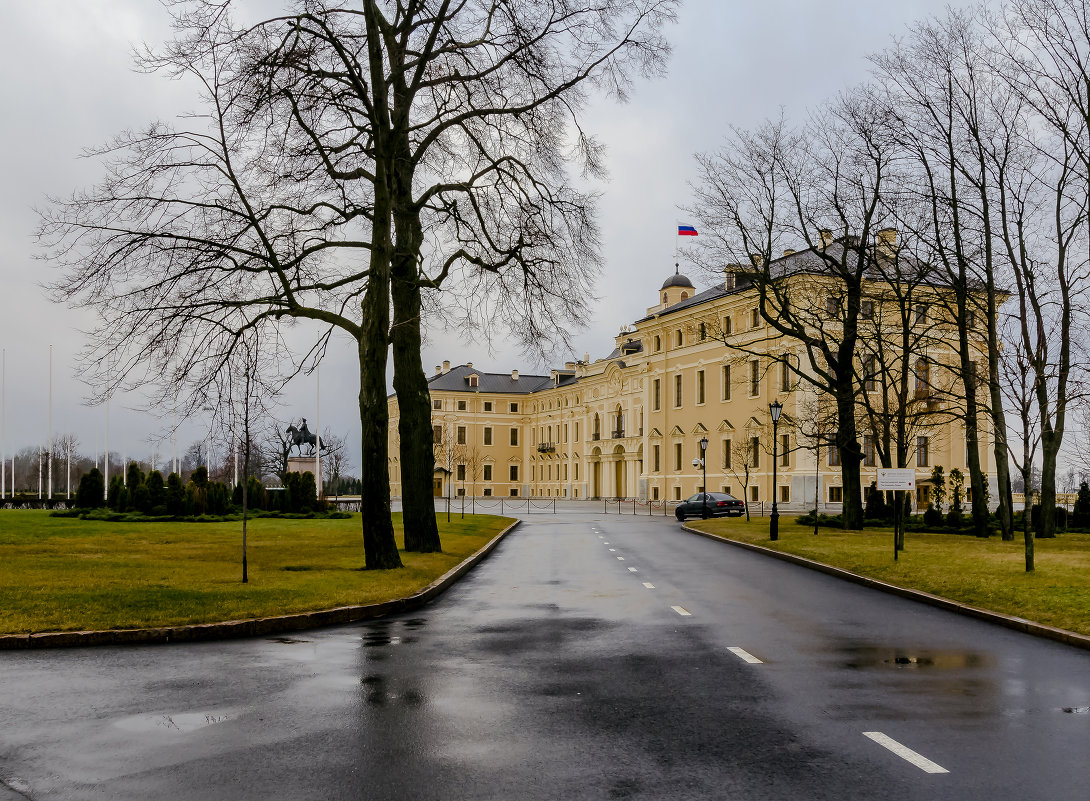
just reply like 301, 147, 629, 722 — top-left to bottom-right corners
388, 264, 995, 510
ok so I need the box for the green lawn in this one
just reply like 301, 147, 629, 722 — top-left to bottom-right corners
690, 516, 1090, 637
0, 511, 511, 635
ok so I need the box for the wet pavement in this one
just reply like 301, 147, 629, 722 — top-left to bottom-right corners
1, 510, 1089, 799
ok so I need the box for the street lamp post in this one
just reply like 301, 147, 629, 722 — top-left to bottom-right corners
699, 435, 709, 519
769, 400, 783, 540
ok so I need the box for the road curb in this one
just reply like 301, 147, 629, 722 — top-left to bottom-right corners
0, 518, 520, 650
682, 524, 1090, 653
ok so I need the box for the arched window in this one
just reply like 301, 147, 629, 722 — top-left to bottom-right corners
663, 292, 668, 304
681, 292, 689, 301
675, 330, 683, 347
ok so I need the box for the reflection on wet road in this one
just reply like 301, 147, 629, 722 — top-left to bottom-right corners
0, 509, 1089, 800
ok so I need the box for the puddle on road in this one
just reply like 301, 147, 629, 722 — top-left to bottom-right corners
835, 645, 992, 671
115, 710, 234, 735
1062, 706, 1090, 714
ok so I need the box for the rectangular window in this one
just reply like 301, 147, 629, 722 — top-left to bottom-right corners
564, 424, 569, 442
484, 427, 493, 446
724, 316, 732, 335
699, 322, 707, 340
483, 465, 493, 481
861, 299, 874, 319
723, 439, 732, 469
750, 486, 759, 502
510, 428, 519, 446
457, 400, 467, 411
914, 303, 928, 324
828, 441, 841, 466
750, 436, 760, 468
510, 488, 519, 497
722, 365, 731, 401
510, 402, 519, 413
574, 422, 580, 441
483, 487, 492, 496
652, 486, 660, 500
574, 462, 579, 480
917, 436, 930, 467
457, 426, 467, 446
674, 443, 682, 471
826, 295, 841, 317
751, 308, 759, 328
675, 374, 683, 407
484, 401, 493, 412
457, 487, 466, 496
863, 435, 875, 466
675, 486, 682, 500
780, 361, 791, 392
510, 465, 519, 481
456, 464, 466, 481
564, 463, 568, 480
829, 486, 843, 503
653, 379, 661, 411
432, 425, 442, 441
653, 445, 661, 472
749, 360, 760, 397
863, 354, 877, 392
780, 485, 790, 503
781, 434, 790, 466
432, 399, 442, 410
697, 370, 705, 404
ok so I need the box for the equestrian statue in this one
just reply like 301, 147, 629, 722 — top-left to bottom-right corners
286, 418, 323, 456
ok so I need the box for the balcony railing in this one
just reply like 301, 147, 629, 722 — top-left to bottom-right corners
611, 429, 625, 438
536, 442, 556, 453
591, 432, 601, 441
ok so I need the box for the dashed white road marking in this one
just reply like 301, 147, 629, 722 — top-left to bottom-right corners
727, 647, 763, 664
627, 567, 639, 573
608, 548, 616, 552
603, 541, 610, 544
863, 732, 949, 774
671, 605, 692, 616
616, 556, 625, 561
642, 582, 656, 589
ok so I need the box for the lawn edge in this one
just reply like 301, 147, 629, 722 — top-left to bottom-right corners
0, 517, 520, 650
682, 523, 1090, 652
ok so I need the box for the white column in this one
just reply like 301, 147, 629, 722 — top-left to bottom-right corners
1, 347, 5, 499
104, 366, 110, 500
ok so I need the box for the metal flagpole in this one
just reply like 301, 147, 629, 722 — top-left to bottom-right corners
315, 366, 321, 497
67, 439, 71, 500
105, 364, 110, 501
38, 447, 42, 499
48, 344, 53, 499
1, 347, 5, 499
172, 406, 177, 476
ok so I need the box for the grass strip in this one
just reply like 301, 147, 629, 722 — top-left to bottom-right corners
0, 511, 510, 634
690, 516, 1090, 637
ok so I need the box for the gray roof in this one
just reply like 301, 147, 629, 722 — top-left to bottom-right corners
427, 364, 553, 394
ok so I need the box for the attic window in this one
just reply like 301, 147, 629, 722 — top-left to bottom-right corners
468, 374, 479, 387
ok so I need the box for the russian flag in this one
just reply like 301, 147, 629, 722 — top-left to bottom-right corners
678, 224, 698, 236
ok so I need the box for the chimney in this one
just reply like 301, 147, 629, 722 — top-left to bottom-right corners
819, 229, 833, 249
442, 360, 450, 373
511, 369, 519, 380
877, 227, 898, 256
466, 362, 473, 369
565, 361, 576, 370
725, 263, 739, 291
583, 352, 590, 363
435, 365, 442, 376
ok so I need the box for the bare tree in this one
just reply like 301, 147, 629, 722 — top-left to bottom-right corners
1000, 317, 1043, 570
320, 431, 350, 497
687, 89, 906, 530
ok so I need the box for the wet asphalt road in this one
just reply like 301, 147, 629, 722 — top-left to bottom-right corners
1, 510, 1089, 800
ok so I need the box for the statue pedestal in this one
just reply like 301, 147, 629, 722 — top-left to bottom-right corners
286, 456, 320, 476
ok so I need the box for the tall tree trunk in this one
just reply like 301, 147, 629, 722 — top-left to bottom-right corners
391, 241, 441, 553
1037, 430, 1060, 539
958, 330, 989, 537
835, 380, 864, 530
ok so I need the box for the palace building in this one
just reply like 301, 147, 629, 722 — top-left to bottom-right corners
388, 237, 997, 509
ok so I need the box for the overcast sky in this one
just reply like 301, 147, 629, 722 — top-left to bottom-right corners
0, 0, 969, 469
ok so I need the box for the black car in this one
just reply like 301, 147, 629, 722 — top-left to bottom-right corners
674, 492, 746, 520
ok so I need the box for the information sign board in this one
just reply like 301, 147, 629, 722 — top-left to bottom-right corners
876, 468, 916, 491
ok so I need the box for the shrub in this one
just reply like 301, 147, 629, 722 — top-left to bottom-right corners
1073, 482, 1090, 527
922, 503, 944, 527
165, 473, 185, 516
145, 471, 165, 510
75, 468, 106, 509
864, 484, 889, 521
1031, 504, 1068, 537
